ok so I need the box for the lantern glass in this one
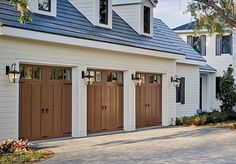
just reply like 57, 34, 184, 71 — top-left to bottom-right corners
8, 71, 21, 83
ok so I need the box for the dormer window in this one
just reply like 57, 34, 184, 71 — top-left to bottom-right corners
29, 0, 56, 17
144, 6, 151, 34
99, 0, 109, 25
38, 0, 51, 12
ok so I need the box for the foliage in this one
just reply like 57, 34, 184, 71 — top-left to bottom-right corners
0, 139, 30, 155
187, 0, 236, 34
217, 65, 236, 113
0, 139, 54, 163
176, 111, 236, 126
8, 0, 32, 23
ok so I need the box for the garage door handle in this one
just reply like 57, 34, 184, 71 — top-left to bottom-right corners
46, 108, 49, 113
41, 108, 45, 114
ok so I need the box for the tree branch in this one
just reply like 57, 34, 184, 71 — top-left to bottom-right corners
193, 0, 236, 27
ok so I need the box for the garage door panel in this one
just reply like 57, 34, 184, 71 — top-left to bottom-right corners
62, 84, 72, 135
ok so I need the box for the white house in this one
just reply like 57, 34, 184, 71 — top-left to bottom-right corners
174, 22, 235, 112
0, 0, 205, 141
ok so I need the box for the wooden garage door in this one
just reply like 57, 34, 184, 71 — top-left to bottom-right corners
87, 70, 123, 133
19, 65, 72, 141
136, 73, 162, 128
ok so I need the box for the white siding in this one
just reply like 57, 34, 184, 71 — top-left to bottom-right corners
69, 0, 95, 24
113, 4, 142, 34
0, 36, 176, 140
178, 32, 233, 111
176, 63, 200, 117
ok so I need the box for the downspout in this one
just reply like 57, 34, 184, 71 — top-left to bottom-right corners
0, 22, 3, 35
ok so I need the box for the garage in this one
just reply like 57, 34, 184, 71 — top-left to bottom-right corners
87, 70, 123, 133
136, 73, 162, 128
19, 65, 72, 141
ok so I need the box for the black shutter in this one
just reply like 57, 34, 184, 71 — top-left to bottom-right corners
216, 35, 222, 56
200, 35, 206, 56
187, 36, 193, 46
180, 77, 185, 104
229, 34, 232, 55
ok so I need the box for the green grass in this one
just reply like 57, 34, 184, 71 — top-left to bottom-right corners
0, 149, 54, 164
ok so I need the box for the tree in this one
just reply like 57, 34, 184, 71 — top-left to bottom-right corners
8, 0, 31, 23
217, 65, 236, 113
187, 0, 236, 33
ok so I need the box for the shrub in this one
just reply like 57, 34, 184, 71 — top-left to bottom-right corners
0, 139, 30, 155
176, 111, 236, 126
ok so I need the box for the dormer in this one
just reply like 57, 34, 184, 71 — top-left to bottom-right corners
69, 0, 112, 29
29, 0, 57, 17
113, 0, 157, 37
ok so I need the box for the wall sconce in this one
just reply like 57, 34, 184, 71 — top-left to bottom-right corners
171, 76, 181, 87
6, 63, 21, 83
132, 73, 143, 86
82, 70, 95, 86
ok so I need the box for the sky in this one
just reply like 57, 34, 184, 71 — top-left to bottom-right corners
154, 0, 193, 29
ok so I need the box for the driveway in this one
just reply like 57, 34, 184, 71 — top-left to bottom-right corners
37, 127, 236, 164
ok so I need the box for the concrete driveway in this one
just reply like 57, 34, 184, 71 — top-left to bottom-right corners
37, 127, 236, 164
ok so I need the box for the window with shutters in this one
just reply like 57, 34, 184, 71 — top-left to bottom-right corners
176, 77, 185, 104
187, 35, 206, 56
216, 77, 222, 98
216, 35, 232, 55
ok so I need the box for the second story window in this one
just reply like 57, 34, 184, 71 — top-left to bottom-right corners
144, 6, 151, 34
99, 0, 109, 25
38, 0, 51, 12
187, 35, 206, 56
216, 35, 232, 55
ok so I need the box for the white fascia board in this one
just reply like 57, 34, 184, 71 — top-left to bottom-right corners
176, 58, 206, 66
2, 26, 185, 60
174, 29, 210, 34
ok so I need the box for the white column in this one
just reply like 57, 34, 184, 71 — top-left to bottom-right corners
162, 73, 169, 126
72, 66, 87, 137
206, 73, 214, 112
123, 69, 136, 131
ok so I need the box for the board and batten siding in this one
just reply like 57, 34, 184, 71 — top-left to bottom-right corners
178, 32, 233, 111
176, 63, 200, 117
0, 36, 176, 140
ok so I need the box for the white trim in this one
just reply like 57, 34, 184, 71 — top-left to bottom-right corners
2, 26, 185, 60
95, 0, 113, 29
176, 59, 206, 66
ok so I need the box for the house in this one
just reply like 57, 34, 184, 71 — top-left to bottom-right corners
174, 22, 236, 112
0, 0, 205, 141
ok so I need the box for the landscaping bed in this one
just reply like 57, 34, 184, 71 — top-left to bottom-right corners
0, 139, 54, 164
176, 111, 236, 129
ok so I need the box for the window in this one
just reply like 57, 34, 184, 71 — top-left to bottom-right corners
216, 76, 222, 98
49, 68, 71, 80
38, 0, 51, 12
176, 77, 185, 104
187, 35, 206, 56
143, 6, 151, 34
20, 66, 41, 80
99, 0, 109, 25
216, 35, 232, 55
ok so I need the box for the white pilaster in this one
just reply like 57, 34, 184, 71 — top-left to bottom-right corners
72, 66, 87, 137
123, 69, 136, 131
162, 73, 169, 126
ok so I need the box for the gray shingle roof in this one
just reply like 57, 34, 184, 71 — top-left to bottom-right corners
173, 22, 195, 31
0, 0, 205, 62
199, 64, 217, 72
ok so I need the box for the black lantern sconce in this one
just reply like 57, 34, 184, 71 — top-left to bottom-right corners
171, 76, 181, 87
132, 73, 143, 86
6, 63, 21, 83
82, 70, 95, 86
